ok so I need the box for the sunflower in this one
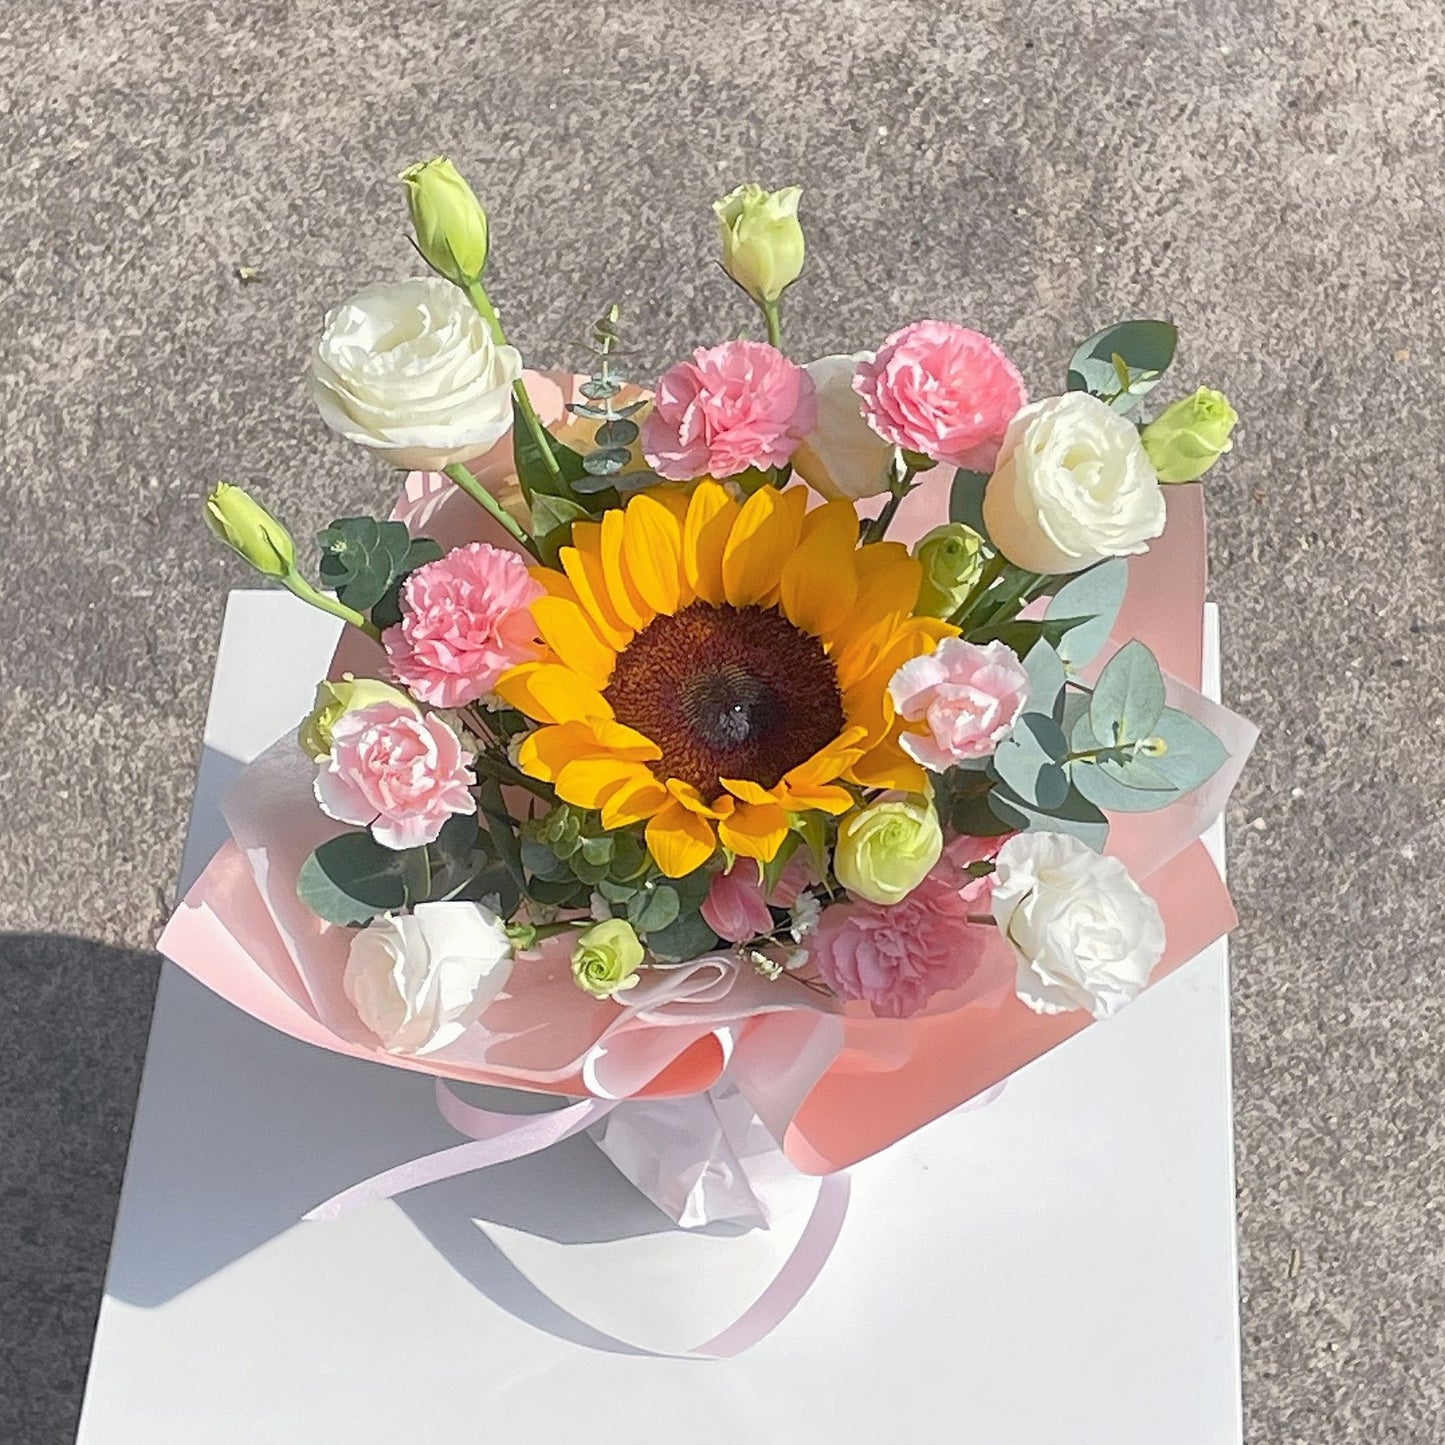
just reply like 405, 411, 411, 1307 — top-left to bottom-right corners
496, 482, 956, 877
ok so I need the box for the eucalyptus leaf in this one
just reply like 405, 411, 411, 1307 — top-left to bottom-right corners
1022, 641, 1066, 719
521, 838, 571, 881
1065, 320, 1178, 413
369, 536, 445, 629
646, 909, 722, 963
988, 782, 1109, 851
948, 469, 991, 538
1072, 754, 1181, 814
296, 831, 430, 926
1090, 640, 1166, 745
992, 713, 1069, 810
583, 446, 632, 478
1142, 707, 1230, 794
628, 883, 681, 935
940, 768, 1016, 838
1046, 559, 1129, 669
595, 418, 639, 449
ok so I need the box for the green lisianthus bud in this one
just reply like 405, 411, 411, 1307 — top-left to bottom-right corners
571, 919, 644, 1000
205, 483, 297, 580
713, 183, 805, 306
297, 675, 415, 760
913, 522, 985, 618
400, 157, 490, 287
1141, 387, 1238, 483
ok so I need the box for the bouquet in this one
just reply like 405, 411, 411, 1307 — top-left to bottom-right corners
163, 160, 1253, 1336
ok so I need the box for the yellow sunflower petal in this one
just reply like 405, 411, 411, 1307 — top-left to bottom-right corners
849, 546, 923, 629
848, 731, 930, 794
599, 774, 671, 829
648, 485, 693, 523
621, 492, 685, 616
776, 782, 855, 816
722, 484, 808, 608
783, 724, 870, 788
666, 778, 736, 820
530, 595, 617, 691
646, 800, 718, 877
517, 720, 661, 782
683, 481, 739, 606
601, 507, 655, 630
717, 800, 791, 862
780, 498, 860, 637
719, 776, 776, 807
559, 526, 634, 649
555, 757, 655, 810
496, 663, 613, 726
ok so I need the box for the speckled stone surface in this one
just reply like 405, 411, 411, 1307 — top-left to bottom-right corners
2, 1, 1442, 1439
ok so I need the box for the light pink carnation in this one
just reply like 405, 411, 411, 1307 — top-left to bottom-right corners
314, 702, 476, 851
890, 637, 1030, 770
641, 340, 818, 480
853, 321, 1026, 472
809, 868, 986, 1019
384, 542, 542, 708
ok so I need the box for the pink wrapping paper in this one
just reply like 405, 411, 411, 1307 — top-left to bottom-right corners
159, 372, 1254, 1178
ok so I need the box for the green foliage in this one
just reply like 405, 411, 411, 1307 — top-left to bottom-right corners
529, 492, 591, 566
317, 517, 442, 618
1066, 320, 1177, 414
1021, 640, 1066, 719
948, 469, 991, 539
966, 616, 1078, 656
1089, 640, 1166, 745
1045, 559, 1129, 670
992, 712, 1070, 810
512, 396, 588, 503
988, 780, 1109, 850
296, 831, 432, 925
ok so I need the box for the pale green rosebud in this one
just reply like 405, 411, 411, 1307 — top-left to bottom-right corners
571, 919, 645, 1000
1141, 387, 1238, 483
913, 523, 985, 618
833, 796, 944, 906
297, 675, 415, 759
713, 183, 805, 306
205, 483, 297, 580
401, 157, 490, 287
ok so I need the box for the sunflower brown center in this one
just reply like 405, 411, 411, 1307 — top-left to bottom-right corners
604, 602, 845, 796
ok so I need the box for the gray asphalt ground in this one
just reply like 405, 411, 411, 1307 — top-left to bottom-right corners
2, 1, 1442, 1439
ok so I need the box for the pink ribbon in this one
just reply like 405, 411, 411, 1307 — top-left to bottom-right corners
304, 1080, 850, 1358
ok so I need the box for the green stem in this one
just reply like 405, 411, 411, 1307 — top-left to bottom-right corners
862, 465, 917, 544
761, 299, 782, 349
949, 551, 1009, 628
974, 569, 1045, 632
463, 280, 563, 488
443, 464, 539, 557
283, 574, 380, 641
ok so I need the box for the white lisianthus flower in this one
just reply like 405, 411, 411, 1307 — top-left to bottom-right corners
791, 352, 896, 500
982, 392, 1166, 574
343, 901, 513, 1055
990, 831, 1166, 1020
311, 277, 522, 472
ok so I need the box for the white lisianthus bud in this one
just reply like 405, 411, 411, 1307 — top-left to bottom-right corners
400, 156, 490, 287
343, 901, 513, 1055
990, 831, 1165, 1020
983, 393, 1166, 574
311, 278, 522, 472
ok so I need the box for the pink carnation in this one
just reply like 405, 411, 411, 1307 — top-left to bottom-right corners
853, 321, 1026, 472
314, 702, 476, 851
641, 340, 818, 480
384, 542, 542, 708
809, 868, 986, 1019
890, 637, 1030, 770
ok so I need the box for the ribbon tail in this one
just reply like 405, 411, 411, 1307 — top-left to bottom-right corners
688, 1172, 851, 1359
305, 1088, 617, 1222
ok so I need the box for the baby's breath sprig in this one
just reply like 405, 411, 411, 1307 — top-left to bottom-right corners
566, 306, 653, 496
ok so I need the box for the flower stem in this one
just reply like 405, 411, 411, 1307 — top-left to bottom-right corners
463, 280, 564, 489
862, 465, 917, 544
283, 573, 380, 641
761, 299, 782, 349
442, 464, 538, 556
471, 750, 554, 801
949, 551, 1010, 629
